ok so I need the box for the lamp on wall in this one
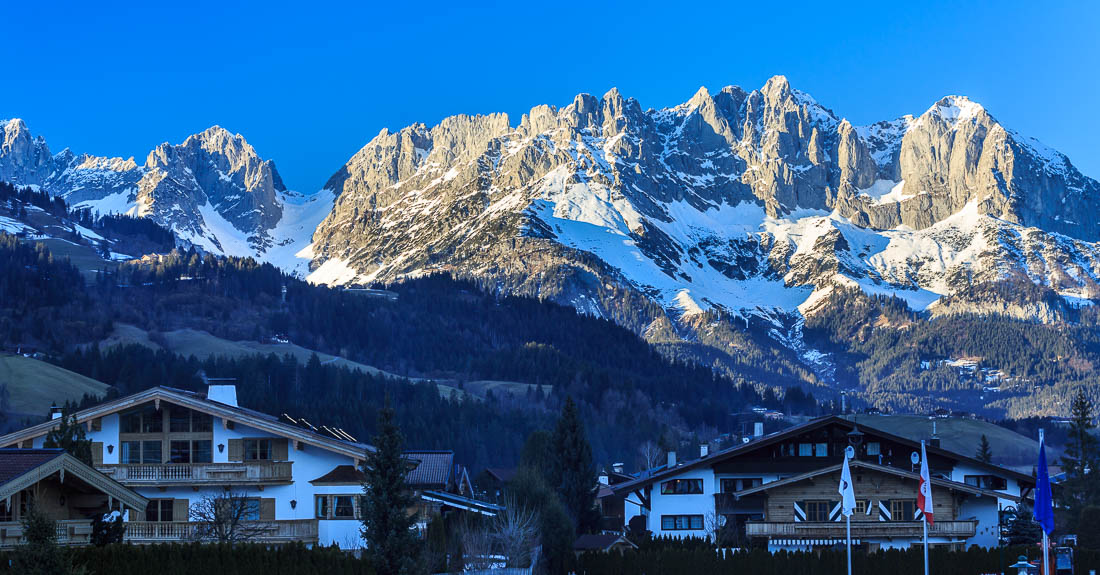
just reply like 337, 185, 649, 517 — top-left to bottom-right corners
58, 495, 66, 507
290, 500, 297, 510
218, 444, 225, 453
107, 445, 114, 454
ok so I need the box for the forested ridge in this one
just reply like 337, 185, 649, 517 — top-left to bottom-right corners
1, 233, 820, 470
805, 285, 1100, 417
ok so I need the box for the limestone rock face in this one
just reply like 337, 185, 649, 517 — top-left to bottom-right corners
310, 76, 1100, 335
0, 121, 290, 256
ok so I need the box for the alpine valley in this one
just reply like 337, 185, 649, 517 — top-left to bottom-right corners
5, 75, 1100, 420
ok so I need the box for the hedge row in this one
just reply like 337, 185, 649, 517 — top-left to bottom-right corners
0, 543, 372, 575
577, 545, 1100, 575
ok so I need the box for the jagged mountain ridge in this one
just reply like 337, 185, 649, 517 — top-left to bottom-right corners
0, 119, 331, 275
309, 76, 1100, 331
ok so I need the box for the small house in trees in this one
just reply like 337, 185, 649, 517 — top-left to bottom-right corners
0, 448, 147, 548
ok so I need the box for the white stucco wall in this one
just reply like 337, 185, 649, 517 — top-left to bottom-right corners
648, 468, 715, 539
66, 402, 366, 548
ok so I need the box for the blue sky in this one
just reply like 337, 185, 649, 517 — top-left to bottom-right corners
4, 0, 1097, 192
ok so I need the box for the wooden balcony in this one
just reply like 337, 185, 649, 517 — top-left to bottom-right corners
96, 462, 294, 486
745, 520, 977, 539
124, 519, 318, 544
0, 519, 318, 547
0, 520, 95, 548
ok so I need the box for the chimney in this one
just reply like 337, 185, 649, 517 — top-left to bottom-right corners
49, 405, 63, 420
700, 444, 709, 458
206, 379, 238, 407
612, 462, 624, 474
667, 451, 676, 468
930, 437, 941, 448
754, 422, 764, 438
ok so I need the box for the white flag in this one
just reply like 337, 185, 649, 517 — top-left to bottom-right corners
839, 454, 856, 517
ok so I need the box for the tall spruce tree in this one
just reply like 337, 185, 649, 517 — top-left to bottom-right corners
976, 434, 993, 464
550, 397, 599, 534
43, 409, 93, 465
1057, 389, 1100, 531
361, 400, 423, 575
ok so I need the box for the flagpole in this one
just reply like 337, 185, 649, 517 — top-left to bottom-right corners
921, 440, 930, 575
846, 513, 852, 575
1040, 429, 1049, 575
923, 516, 929, 575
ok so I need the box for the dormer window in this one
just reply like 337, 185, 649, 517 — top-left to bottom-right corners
866, 442, 881, 456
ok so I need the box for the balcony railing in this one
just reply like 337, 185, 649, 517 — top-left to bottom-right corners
0, 520, 95, 548
745, 520, 977, 539
96, 462, 294, 485
124, 519, 318, 543
0, 519, 318, 547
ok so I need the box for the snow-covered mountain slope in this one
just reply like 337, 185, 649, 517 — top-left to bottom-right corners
0, 120, 327, 271
308, 76, 1100, 338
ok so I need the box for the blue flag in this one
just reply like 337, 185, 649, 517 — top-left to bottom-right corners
1033, 432, 1055, 535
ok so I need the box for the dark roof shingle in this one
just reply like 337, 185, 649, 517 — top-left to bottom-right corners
0, 449, 65, 487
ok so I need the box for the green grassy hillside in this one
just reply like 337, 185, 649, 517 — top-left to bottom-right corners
100, 324, 478, 400
0, 353, 111, 419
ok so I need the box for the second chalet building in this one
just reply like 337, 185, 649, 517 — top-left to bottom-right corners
609, 416, 1034, 552
0, 383, 491, 548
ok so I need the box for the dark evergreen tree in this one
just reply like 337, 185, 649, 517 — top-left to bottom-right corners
519, 429, 555, 482
508, 468, 576, 575
11, 503, 76, 574
976, 434, 993, 464
1056, 389, 1100, 532
1079, 506, 1100, 550
1003, 503, 1043, 545
550, 397, 599, 534
361, 400, 423, 575
90, 512, 126, 546
43, 409, 93, 465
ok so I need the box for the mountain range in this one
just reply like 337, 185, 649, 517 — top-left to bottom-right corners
5, 75, 1100, 402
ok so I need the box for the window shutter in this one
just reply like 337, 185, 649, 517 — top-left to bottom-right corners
91, 442, 103, 466
260, 498, 276, 521
793, 500, 806, 522
228, 439, 244, 462
273, 438, 289, 461
173, 499, 189, 522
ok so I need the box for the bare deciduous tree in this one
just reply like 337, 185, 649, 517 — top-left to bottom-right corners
458, 516, 496, 571
458, 498, 539, 570
638, 441, 663, 470
495, 497, 538, 568
189, 490, 268, 543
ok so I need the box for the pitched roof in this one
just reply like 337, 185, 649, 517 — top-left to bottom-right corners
733, 459, 1022, 502
310, 464, 364, 485
573, 534, 637, 551
0, 387, 373, 461
485, 467, 517, 483
310, 452, 462, 487
0, 449, 148, 512
612, 415, 1035, 494
405, 451, 454, 488
0, 449, 64, 486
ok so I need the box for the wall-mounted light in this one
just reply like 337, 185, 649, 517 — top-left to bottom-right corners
290, 500, 297, 510
217, 444, 225, 453
58, 495, 66, 507
107, 444, 114, 454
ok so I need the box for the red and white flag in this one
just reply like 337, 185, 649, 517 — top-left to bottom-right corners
918, 440, 934, 525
